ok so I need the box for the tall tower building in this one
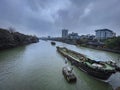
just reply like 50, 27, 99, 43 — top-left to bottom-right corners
62, 29, 68, 38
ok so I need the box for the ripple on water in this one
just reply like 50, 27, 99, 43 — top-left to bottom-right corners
0, 41, 119, 90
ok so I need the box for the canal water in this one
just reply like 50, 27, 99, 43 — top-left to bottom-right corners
0, 41, 120, 90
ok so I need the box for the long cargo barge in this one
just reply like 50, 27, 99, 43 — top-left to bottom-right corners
57, 46, 117, 80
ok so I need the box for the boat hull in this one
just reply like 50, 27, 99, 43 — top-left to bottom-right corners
62, 67, 76, 82
57, 47, 115, 80
51, 42, 56, 45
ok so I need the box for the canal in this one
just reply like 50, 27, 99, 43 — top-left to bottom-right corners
0, 41, 120, 90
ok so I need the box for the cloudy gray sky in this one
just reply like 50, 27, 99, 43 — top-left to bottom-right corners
0, 0, 120, 36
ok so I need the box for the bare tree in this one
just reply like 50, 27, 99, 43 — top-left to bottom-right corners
8, 27, 16, 33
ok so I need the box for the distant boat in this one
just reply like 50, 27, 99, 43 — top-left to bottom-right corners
62, 66, 76, 82
57, 46, 118, 80
51, 41, 56, 45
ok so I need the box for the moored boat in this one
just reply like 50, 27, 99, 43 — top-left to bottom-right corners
57, 46, 117, 80
51, 41, 56, 45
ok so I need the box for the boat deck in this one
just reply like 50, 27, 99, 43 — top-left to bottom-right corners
59, 47, 115, 71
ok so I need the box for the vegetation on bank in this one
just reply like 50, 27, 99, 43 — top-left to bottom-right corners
46, 36, 120, 53
105, 36, 120, 50
0, 28, 39, 50
75, 36, 120, 50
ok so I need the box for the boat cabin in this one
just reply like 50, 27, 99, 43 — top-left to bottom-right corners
62, 66, 76, 82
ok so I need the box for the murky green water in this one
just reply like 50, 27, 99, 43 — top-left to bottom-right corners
0, 41, 120, 90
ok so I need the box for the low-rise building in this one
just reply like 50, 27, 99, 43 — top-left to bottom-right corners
80, 34, 95, 40
68, 32, 80, 39
95, 29, 116, 40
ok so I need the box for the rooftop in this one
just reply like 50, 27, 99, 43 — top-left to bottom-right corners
95, 29, 113, 33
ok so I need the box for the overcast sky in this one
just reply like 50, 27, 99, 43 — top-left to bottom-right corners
0, 0, 120, 36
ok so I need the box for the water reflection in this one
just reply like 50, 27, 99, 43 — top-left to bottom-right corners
0, 41, 119, 90
0, 46, 26, 88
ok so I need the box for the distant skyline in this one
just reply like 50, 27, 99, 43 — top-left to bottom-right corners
0, 0, 120, 36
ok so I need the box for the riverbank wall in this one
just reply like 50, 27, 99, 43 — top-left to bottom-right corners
77, 45, 120, 54
45, 38, 120, 54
